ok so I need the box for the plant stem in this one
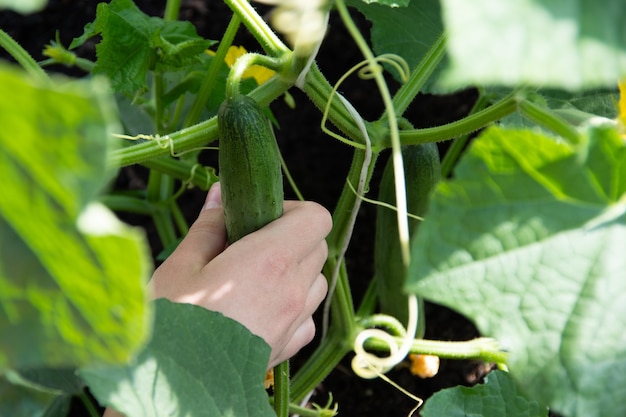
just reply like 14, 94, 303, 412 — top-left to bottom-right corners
280, 151, 305, 200
363, 336, 508, 364
225, 53, 285, 100
147, 171, 178, 248
184, 14, 240, 127
393, 91, 519, 147
111, 120, 217, 167
392, 32, 447, 117
326, 149, 374, 259
142, 157, 217, 191
273, 361, 290, 417
323, 258, 356, 336
303, 64, 370, 145
440, 89, 489, 177
99, 195, 155, 215
147, 69, 179, 248
0, 29, 49, 83
153, 71, 167, 133
78, 393, 101, 417
223, 0, 289, 56
109, 76, 292, 166
163, 0, 181, 20
290, 326, 352, 403
170, 201, 189, 236
518, 98, 582, 145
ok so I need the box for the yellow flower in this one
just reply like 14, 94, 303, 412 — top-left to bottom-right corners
225, 46, 276, 85
207, 46, 275, 85
253, 0, 329, 56
408, 354, 440, 379
264, 368, 274, 389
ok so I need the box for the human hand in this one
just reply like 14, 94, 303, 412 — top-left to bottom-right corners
150, 183, 331, 368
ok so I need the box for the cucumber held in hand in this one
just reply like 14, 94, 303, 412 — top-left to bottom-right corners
373, 143, 441, 330
218, 94, 284, 243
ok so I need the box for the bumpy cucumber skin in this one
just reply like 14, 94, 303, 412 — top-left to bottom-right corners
218, 95, 284, 243
373, 143, 441, 331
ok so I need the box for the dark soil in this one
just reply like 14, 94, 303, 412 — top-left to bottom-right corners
1, 1, 487, 415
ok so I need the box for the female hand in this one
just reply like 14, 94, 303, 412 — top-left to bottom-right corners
150, 183, 332, 368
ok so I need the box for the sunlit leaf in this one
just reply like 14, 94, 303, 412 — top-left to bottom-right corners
439, 0, 626, 90
0, 64, 152, 370
407, 126, 626, 417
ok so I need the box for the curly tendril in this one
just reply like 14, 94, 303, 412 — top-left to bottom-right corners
351, 294, 419, 379
351, 296, 423, 415
320, 54, 410, 149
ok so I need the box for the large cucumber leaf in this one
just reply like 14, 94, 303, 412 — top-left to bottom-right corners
81, 299, 275, 417
422, 370, 548, 417
493, 87, 619, 132
0, 64, 152, 370
406, 125, 626, 417
438, 0, 626, 90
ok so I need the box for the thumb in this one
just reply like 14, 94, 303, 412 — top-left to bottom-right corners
169, 182, 227, 268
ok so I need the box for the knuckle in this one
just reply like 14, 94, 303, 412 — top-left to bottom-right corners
282, 295, 306, 318
306, 201, 333, 233
260, 252, 291, 279
301, 319, 316, 345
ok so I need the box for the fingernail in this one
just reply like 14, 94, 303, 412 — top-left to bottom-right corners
203, 182, 222, 210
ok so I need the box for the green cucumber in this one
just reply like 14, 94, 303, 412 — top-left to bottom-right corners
373, 143, 441, 331
218, 94, 284, 243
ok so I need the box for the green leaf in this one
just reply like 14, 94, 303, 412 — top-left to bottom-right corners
422, 370, 548, 417
492, 88, 620, 132
353, 0, 411, 7
91, 0, 211, 93
439, 0, 626, 90
0, 0, 46, 14
346, 0, 443, 83
41, 396, 72, 417
406, 126, 626, 417
17, 368, 84, 395
0, 64, 152, 370
0, 374, 58, 417
153, 22, 215, 69
81, 299, 275, 417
